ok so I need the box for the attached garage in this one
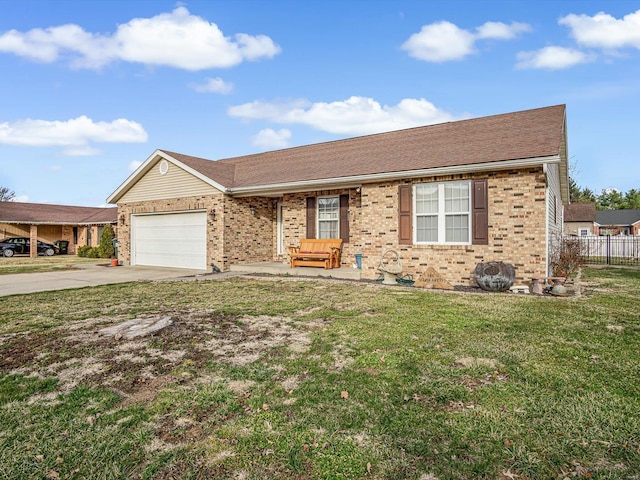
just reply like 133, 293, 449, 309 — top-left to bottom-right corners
131, 211, 207, 270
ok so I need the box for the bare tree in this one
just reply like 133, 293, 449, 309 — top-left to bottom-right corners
0, 187, 16, 202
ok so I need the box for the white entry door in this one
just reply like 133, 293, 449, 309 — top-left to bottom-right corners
131, 211, 207, 270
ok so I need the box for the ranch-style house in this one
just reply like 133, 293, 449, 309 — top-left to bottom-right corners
107, 104, 569, 287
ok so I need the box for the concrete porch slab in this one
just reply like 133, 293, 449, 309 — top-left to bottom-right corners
229, 262, 362, 280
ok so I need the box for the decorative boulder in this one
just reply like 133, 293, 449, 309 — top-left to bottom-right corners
474, 262, 516, 292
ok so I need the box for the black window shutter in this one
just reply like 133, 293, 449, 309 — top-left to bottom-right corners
398, 184, 412, 245
339, 194, 349, 243
306, 197, 316, 238
472, 179, 488, 245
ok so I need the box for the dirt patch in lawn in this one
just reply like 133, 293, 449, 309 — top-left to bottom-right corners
0, 310, 323, 401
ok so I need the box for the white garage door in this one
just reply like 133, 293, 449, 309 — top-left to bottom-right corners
131, 211, 207, 270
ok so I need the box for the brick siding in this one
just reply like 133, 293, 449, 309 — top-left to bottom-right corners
278, 168, 547, 285
117, 193, 276, 270
117, 167, 549, 286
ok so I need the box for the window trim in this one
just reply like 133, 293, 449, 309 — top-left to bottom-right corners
316, 195, 340, 239
413, 180, 472, 245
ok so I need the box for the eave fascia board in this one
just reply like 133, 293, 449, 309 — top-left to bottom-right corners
106, 150, 229, 204
229, 155, 561, 197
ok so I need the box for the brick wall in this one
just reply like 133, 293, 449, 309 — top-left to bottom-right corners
117, 167, 549, 285
277, 188, 361, 267
117, 194, 224, 267
116, 193, 275, 269
223, 196, 276, 268
358, 169, 547, 285
277, 168, 547, 285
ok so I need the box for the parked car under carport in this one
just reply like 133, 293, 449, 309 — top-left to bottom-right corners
0, 237, 59, 257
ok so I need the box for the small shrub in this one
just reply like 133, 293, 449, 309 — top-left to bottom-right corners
77, 245, 100, 258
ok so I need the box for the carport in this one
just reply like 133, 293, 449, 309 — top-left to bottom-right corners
0, 201, 117, 257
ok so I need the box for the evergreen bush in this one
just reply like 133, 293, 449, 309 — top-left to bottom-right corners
98, 225, 116, 258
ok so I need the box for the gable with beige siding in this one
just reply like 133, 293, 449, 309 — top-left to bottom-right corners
120, 159, 220, 203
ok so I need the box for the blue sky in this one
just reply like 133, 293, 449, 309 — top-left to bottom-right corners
1, 0, 639, 206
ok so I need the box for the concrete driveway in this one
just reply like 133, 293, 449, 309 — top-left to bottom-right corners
0, 263, 233, 297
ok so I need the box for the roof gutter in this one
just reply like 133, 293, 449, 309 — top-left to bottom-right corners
229, 155, 561, 197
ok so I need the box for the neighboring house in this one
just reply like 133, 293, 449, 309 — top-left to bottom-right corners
107, 104, 569, 287
564, 202, 596, 236
0, 201, 117, 255
595, 209, 640, 236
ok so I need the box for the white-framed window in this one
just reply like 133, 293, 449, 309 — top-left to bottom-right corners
414, 180, 471, 244
317, 196, 339, 239
578, 228, 590, 236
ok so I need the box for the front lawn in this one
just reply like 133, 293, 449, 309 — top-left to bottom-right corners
0, 267, 638, 479
0, 255, 99, 275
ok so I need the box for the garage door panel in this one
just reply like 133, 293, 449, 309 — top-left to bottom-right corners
132, 212, 207, 270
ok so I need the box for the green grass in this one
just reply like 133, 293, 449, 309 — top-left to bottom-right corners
0, 255, 99, 275
0, 267, 639, 479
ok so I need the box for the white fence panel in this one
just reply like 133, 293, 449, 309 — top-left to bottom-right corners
568, 235, 640, 265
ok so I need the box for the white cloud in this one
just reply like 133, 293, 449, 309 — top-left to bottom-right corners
14, 195, 29, 202
0, 116, 148, 151
402, 21, 475, 61
62, 146, 102, 156
516, 46, 594, 70
228, 98, 312, 121
476, 21, 531, 40
229, 96, 457, 135
559, 9, 640, 50
251, 128, 292, 149
128, 160, 142, 171
402, 20, 530, 62
189, 77, 233, 94
0, 6, 281, 70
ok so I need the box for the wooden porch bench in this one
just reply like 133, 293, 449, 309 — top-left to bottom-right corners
289, 239, 343, 269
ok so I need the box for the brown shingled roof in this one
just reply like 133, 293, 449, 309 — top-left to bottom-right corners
0, 201, 117, 225
161, 104, 566, 189
564, 203, 596, 222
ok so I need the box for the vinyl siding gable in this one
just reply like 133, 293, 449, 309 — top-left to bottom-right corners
120, 159, 220, 203
546, 162, 562, 238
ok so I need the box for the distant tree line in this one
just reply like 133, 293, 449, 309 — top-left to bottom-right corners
570, 179, 640, 210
